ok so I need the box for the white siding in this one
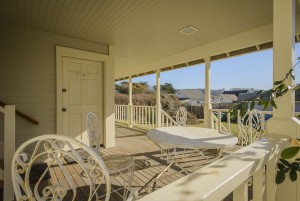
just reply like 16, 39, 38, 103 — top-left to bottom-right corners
0, 23, 108, 147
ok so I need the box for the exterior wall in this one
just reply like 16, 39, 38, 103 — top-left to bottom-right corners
0, 23, 109, 148
188, 99, 205, 105
212, 95, 233, 103
175, 91, 188, 99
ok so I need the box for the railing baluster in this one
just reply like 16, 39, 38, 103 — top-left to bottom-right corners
233, 181, 248, 201
227, 112, 231, 133
218, 111, 222, 131
152, 107, 155, 127
253, 165, 264, 201
138, 107, 141, 125
261, 112, 266, 132
266, 157, 277, 201
148, 107, 150, 127
142, 107, 144, 125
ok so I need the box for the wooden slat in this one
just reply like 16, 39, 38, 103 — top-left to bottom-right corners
46, 125, 240, 200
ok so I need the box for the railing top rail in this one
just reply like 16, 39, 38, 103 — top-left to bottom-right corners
115, 104, 128, 107
0, 101, 38, 125
210, 108, 231, 112
260, 111, 273, 115
161, 110, 178, 125
132, 105, 156, 108
138, 134, 288, 201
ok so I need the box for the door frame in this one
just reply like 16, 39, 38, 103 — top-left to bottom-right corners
56, 46, 115, 147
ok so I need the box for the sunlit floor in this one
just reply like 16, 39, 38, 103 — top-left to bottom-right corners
40, 124, 249, 200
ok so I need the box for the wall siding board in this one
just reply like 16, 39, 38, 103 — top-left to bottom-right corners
0, 23, 108, 148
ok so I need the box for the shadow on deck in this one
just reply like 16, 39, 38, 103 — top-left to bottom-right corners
41, 124, 238, 200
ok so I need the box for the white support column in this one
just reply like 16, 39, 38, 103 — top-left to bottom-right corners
266, 1, 299, 201
4, 105, 15, 201
156, 69, 162, 127
204, 56, 212, 128
128, 76, 133, 127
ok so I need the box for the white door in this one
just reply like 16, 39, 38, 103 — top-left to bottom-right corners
62, 57, 103, 144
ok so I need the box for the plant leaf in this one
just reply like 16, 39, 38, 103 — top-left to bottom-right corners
277, 163, 285, 170
281, 147, 300, 159
289, 170, 297, 182
280, 159, 291, 167
276, 171, 286, 184
274, 80, 283, 85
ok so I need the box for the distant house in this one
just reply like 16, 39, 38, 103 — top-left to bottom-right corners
237, 91, 261, 102
175, 89, 205, 105
212, 94, 237, 103
199, 88, 224, 99
222, 90, 248, 97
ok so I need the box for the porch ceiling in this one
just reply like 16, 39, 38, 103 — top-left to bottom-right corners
1, 0, 299, 79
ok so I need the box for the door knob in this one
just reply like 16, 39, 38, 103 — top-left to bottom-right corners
62, 108, 67, 112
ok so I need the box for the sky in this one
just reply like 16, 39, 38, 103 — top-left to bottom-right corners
119, 43, 300, 91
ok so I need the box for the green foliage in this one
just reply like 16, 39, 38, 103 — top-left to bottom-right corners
161, 83, 176, 94
115, 93, 156, 106
281, 147, 300, 159
230, 58, 300, 119
115, 81, 150, 94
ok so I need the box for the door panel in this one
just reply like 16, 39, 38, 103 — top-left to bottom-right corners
62, 57, 103, 144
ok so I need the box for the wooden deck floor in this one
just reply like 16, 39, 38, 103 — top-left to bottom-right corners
44, 124, 236, 201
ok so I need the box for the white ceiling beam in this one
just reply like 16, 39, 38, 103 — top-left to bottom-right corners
115, 14, 300, 79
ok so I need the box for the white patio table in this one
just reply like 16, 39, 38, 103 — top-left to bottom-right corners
146, 126, 238, 191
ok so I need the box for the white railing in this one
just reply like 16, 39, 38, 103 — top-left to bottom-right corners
211, 109, 233, 133
115, 104, 128, 122
115, 105, 178, 129
212, 109, 300, 135
0, 105, 15, 201
161, 110, 178, 127
132, 105, 156, 128
138, 134, 288, 201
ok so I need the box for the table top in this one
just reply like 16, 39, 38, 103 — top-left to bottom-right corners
147, 127, 238, 148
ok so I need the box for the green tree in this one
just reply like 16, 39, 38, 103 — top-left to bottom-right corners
153, 83, 176, 94
161, 83, 176, 94
115, 81, 149, 94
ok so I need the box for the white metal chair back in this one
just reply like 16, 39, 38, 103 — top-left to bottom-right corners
239, 109, 264, 146
12, 134, 111, 201
176, 107, 187, 126
86, 112, 101, 155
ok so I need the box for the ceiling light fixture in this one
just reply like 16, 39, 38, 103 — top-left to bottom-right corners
179, 25, 199, 35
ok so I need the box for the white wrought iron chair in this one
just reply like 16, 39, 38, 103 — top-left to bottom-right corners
86, 112, 136, 201
239, 109, 264, 146
161, 107, 188, 160
176, 107, 187, 126
12, 134, 111, 201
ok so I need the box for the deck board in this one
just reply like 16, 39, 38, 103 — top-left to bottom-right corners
43, 124, 237, 200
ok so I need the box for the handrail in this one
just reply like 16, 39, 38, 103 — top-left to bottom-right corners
211, 112, 228, 132
161, 109, 178, 127
138, 134, 288, 201
0, 101, 39, 125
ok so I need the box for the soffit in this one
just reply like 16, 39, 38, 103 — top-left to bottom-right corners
0, 0, 299, 74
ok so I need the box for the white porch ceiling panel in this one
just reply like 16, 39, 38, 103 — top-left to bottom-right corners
0, 0, 298, 77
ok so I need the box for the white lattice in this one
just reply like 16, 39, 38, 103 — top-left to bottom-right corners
176, 107, 187, 126
239, 109, 264, 146
12, 134, 111, 201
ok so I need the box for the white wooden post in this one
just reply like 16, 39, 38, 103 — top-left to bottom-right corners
204, 56, 212, 128
156, 69, 161, 127
267, 1, 299, 200
4, 105, 15, 201
128, 76, 133, 127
